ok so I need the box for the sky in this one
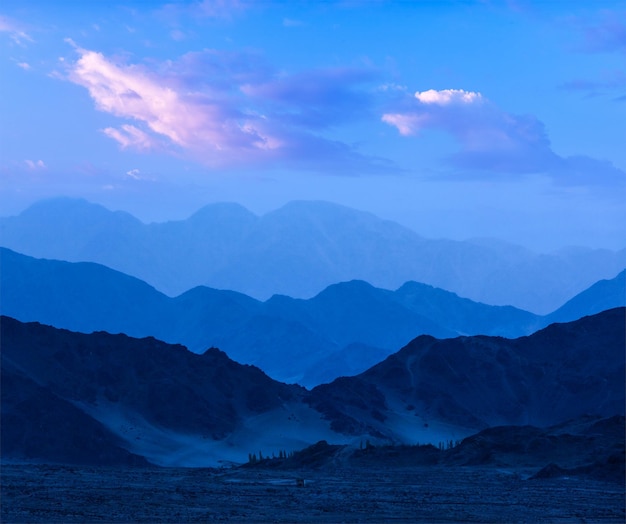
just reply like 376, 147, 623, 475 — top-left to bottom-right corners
0, 0, 625, 252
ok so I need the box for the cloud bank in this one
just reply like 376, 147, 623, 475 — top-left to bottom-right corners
65, 44, 386, 172
383, 88, 625, 187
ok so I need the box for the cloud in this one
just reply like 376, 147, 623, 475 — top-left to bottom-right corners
559, 70, 626, 100
125, 168, 155, 181
196, 0, 249, 18
0, 15, 33, 45
170, 29, 187, 41
414, 88, 483, 105
241, 67, 379, 129
67, 46, 264, 160
65, 45, 386, 172
382, 88, 625, 187
283, 18, 304, 27
17, 62, 31, 70
570, 9, 626, 54
103, 125, 163, 151
24, 160, 46, 170
160, 0, 249, 22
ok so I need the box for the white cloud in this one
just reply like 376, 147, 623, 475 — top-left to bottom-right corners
381, 113, 429, 136
382, 87, 625, 186
415, 88, 483, 105
16, 62, 31, 70
67, 46, 272, 161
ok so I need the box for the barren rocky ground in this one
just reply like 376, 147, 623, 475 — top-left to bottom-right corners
2, 464, 624, 523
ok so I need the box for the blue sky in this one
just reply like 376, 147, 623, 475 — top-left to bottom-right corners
1, 0, 624, 251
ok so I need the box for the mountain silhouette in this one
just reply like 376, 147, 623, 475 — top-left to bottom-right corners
2, 309, 623, 466
2, 197, 624, 313
3, 247, 624, 385
0, 247, 579, 386
546, 269, 626, 324
309, 308, 625, 441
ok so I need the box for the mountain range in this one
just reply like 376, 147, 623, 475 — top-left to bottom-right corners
2, 197, 625, 314
2, 309, 624, 466
2, 247, 624, 385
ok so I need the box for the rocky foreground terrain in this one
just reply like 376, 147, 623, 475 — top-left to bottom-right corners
2, 462, 624, 523
3, 416, 624, 523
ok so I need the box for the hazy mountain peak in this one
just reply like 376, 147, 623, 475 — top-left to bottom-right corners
18, 197, 140, 225
2, 197, 624, 311
187, 201, 258, 223
264, 200, 421, 235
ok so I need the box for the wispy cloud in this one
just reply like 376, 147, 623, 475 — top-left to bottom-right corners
65, 44, 386, 172
383, 88, 625, 187
0, 15, 33, 45
572, 9, 626, 54
559, 70, 626, 100
103, 125, 164, 151
283, 18, 304, 27
160, 0, 249, 22
196, 0, 249, 18
560, 10, 626, 101
24, 159, 46, 170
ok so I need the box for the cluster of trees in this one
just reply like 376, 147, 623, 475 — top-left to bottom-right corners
438, 440, 461, 450
248, 449, 294, 463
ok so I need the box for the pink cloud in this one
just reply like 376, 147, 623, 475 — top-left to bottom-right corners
67, 46, 280, 166
66, 45, 386, 172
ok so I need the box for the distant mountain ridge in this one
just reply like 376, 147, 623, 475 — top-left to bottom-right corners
2, 248, 624, 386
2, 197, 625, 313
2, 309, 624, 466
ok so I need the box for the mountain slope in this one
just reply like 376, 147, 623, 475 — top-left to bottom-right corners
309, 308, 626, 441
1, 316, 343, 467
2, 365, 150, 466
3, 248, 623, 386
2, 310, 623, 467
2, 197, 625, 313
546, 269, 626, 324
0, 248, 552, 386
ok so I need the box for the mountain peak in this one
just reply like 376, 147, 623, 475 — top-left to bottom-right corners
187, 202, 257, 223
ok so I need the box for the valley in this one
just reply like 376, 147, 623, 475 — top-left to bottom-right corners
3, 1, 625, 521
3, 458, 624, 523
